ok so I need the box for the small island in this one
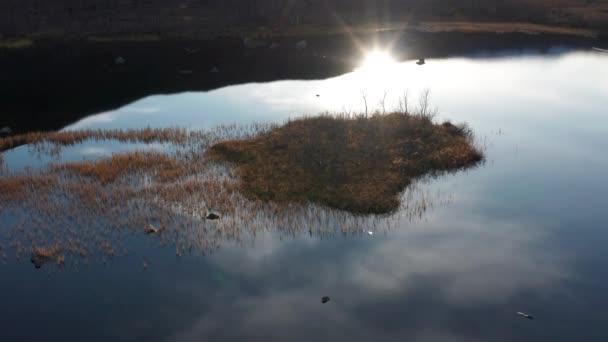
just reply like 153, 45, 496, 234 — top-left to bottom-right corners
208, 112, 483, 214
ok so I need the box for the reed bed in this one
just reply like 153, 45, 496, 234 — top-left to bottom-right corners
208, 113, 483, 214
0, 114, 478, 270
0, 124, 273, 158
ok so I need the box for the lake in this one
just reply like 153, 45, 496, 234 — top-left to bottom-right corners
1, 47, 608, 342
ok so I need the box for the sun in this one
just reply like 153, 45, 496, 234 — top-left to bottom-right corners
357, 50, 396, 72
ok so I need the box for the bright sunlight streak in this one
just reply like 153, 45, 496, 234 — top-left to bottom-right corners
357, 50, 397, 72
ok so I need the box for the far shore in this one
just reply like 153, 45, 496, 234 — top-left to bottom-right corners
0, 21, 602, 48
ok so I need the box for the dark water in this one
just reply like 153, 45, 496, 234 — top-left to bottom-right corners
1, 49, 608, 341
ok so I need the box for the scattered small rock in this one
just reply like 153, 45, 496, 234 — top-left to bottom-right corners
209, 67, 220, 73
144, 224, 160, 234
179, 70, 194, 75
206, 212, 220, 220
316, 94, 320, 97
321, 296, 330, 303
517, 312, 534, 320
416, 58, 426, 65
30, 255, 44, 269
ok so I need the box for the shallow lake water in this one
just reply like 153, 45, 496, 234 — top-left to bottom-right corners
1, 49, 608, 342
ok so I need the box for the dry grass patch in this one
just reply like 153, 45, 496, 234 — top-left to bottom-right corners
50, 150, 185, 184
208, 113, 483, 214
0, 127, 197, 152
0, 118, 470, 268
0, 174, 59, 201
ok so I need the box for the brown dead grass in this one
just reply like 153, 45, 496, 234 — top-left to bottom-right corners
50, 150, 185, 184
0, 174, 59, 201
208, 113, 483, 214
0, 117, 475, 267
0, 127, 202, 153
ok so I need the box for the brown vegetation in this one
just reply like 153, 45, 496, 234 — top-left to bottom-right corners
50, 150, 184, 184
0, 127, 202, 153
0, 114, 479, 269
208, 113, 483, 214
0, 174, 59, 201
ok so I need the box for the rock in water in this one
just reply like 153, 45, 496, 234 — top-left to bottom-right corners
206, 212, 220, 220
30, 255, 43, 269
517, 312, 534, 320
144, 224, 160, 234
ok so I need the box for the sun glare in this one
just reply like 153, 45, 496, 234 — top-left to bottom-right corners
358, 50, 396, 72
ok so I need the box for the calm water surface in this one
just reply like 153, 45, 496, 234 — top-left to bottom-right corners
1, 50, 608, 342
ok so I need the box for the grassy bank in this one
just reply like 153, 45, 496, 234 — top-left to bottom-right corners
208, 112, 483, 214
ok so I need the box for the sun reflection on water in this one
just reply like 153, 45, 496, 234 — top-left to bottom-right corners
357, 50, 397, 73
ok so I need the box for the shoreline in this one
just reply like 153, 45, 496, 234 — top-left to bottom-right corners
0, 29, 605, 135
0, 21, 603, 47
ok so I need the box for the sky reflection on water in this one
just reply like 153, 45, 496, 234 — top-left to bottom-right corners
1, 50, 608, 342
